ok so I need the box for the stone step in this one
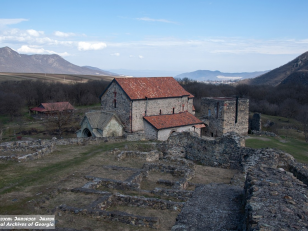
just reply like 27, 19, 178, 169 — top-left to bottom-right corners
172, 183, 244, 231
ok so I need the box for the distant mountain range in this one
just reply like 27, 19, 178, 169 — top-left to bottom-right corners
240, 51, 308, 86
174, 70, 269, 81
0, 47, 116, 76
107, 69, 183, 77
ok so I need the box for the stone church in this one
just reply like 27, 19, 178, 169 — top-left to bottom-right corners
98, 77, 205, 140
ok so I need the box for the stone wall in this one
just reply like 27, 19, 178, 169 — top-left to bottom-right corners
100, 81, 132, 132
103, 117, 124, 137
0, 136, 125, 161
200, 97, 249, 136
157, 125, 199, 141
143, 119, 157, 140
0, 142, 55, 161
165, 132, 246, 169
243, 166, 308, 230
132, 96, 191, 132
165, 132, 308, 230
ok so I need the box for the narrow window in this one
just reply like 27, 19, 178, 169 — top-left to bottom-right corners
208, 109, 211, 117
145, 111, 147, 116
173, 108, 175, 114
159, 109, 162, 115
113, 92, 117, 97
182, 104, 185, 111
216, 102, 219, 118
114, 99, 117, 108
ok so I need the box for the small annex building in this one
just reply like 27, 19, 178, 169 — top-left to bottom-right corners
77, 111, 124, 138
143, 112, 205, 141
30, 102, 74, 115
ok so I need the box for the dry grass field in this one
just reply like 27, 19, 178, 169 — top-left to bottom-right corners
0, 72, 117, 83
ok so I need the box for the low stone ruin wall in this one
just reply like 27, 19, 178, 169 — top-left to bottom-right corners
106, 193, 184, 211
59, 204, 159, 229
0, 136, 125, 161
117, 150, 162, 162
165, 132, 308, 230
251, 130, 276, 137
126, 132, 145, 141
243, 166, 308, 230
84, 175, 142, 191
0, 143, 55, 161
165, 132, 245, 169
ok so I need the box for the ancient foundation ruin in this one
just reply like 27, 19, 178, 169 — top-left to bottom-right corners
1, 132, 308, 230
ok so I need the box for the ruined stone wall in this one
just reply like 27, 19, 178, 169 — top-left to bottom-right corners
132, 96, 190, 132
165, 132, 246, 169
100, 81, 132, 132
157, 125, 199, 141
103, 117, 123, 137
223, 98, 249, 135
200, 98, 224, 136
0, 136, 125, 161
200, 98, 249, 136
188, 98, 194, 115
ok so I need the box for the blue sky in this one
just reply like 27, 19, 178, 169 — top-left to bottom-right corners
1, 0, 308, 74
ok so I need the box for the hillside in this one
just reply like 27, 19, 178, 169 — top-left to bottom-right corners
175, 70, 268, 81
0, 47, 115, 76
240, 51, 308, 86
279, 70, 308, 86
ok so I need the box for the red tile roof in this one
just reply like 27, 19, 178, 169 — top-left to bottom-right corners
31, 102, 74, 112
144, 112, 204, 130
115, 77, 194, 100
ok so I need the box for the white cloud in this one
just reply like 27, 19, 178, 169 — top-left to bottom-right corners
0, 18, 28, 26
107, 37, 308, 55
27, 29, 44, 37
111, 52, 120, 56
136, 17, 176, 24
54, 31, 75, 37
78, 41, 107, 51
17, 45, 70, 56
139, 55, 144, 59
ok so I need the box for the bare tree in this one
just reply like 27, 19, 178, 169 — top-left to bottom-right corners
0, 92, 25, 121
44, 103, 75, 137
0, 121, 4, 141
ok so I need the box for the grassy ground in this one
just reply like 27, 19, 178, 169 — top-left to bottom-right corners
245, 135, 308, 164
246, 113, 308, 163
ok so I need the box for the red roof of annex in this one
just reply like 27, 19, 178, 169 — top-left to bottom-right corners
144, 112, 204, 130
115, 77, 194, 100
31, 102, 74, 112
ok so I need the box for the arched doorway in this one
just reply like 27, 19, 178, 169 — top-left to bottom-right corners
82, 128, 92, 137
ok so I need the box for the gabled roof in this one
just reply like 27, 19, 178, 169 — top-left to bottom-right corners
84, 111, 123, 129
143, 112, 204, 130
114, 77, 194, 100
31, 102, 74, 112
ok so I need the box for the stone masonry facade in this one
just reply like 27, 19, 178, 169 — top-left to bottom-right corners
100, 81, 132, 132
200, 97, 249, 136
101, 80, 194, 133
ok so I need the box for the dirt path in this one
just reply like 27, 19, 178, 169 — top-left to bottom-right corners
172, 183, 244, 230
